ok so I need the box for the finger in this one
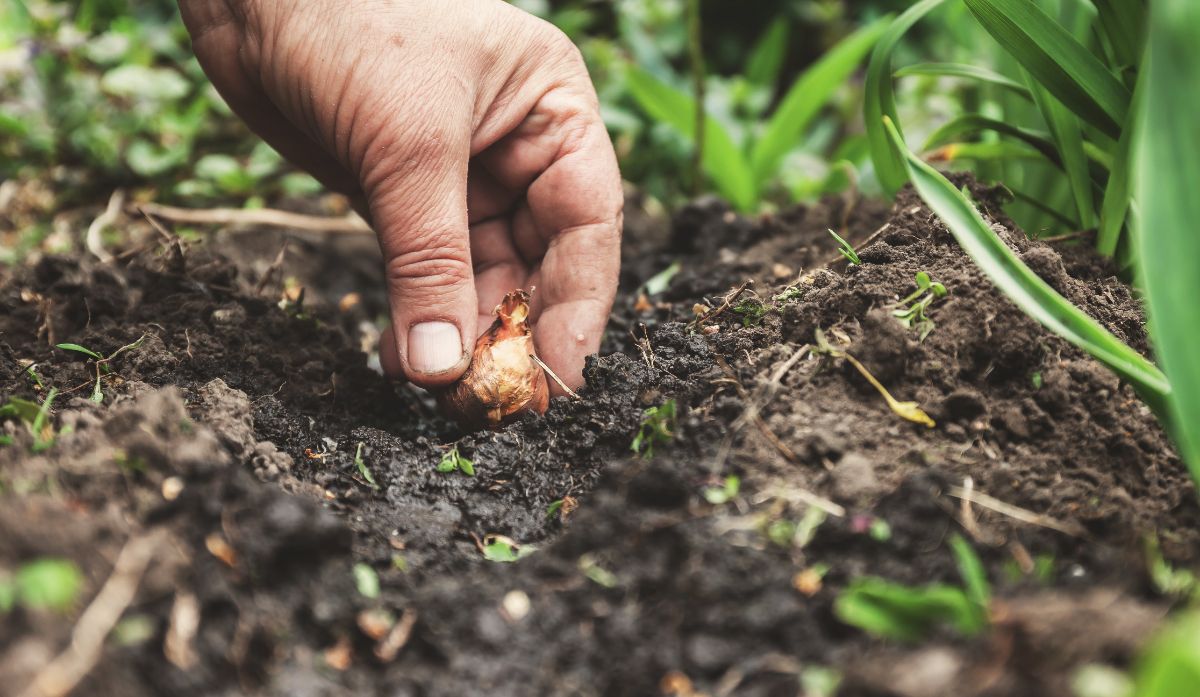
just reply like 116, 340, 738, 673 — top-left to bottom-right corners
470, 218, 529, 336
522, 91, 623, 393
366, 122, 478, 389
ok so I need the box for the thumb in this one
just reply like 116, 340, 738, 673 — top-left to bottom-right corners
367, 135, 478, 389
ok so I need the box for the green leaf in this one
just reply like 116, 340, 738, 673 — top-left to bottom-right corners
834, 577, 982, 642
1133, 0, 1200, 485
625, 67, 756, 210
354, 442, 379, 489
1134, 612, 1200, 697
15, 559, 84, 613
643, 260, 682, 296
90, 377, 104, 404
745, 17, 790, 88
482, 539, 535, 563
101, 65, 191, 101
1092, 0, 1144, 71
963, 0, 1131, 139
352, 563, 380, 599
126, 139, 188, 178
922, 114, 1062, 165
865, 0, 951, 196
1026, 73, 1096, 229
0, 397, 43, 425
882, 117, 1171, 418
751, 17, 889, 187
1097, 76, 1140, 257
949, 534, 991, 615
55, 343, 103, 360
458, 457, 475, 477
893, 62, 1032, 100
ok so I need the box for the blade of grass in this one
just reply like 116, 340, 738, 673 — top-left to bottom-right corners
626, 67, 756, 210
55, 343, 103, 360
883, 117, 1170, 415
1026, 74, 1097, 230
1092, 0, 1144, 71
893, 62, 1032, 100
1096, 71, 1143, 257
865, 0, 951, 196
963, 0, 1131, 139
926, 141, 1047, 164
1133, 0, 1200, 484
745, 17, 790, 89
750, 17, 889, 187
922, 114, 1061, 165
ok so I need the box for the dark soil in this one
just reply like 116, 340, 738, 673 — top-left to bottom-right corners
1, 178, 1196, 697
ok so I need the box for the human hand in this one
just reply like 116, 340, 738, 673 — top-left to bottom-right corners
179, 0, 622, 394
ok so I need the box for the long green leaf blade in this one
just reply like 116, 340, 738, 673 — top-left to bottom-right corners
750, 17, 889, 187
893, 62, 1032, 100
745, 17, 789, 88
864, 0, 950, 196
923, 114, 1061, 165
963, 0, 1131, 138
1026, 74, 1097, 229
883, 117, 1170, 413
1096, 77, 1139, 257
1133, 0, 1200, 483
1092, 0, 1144, 71
625, 67, 756, 210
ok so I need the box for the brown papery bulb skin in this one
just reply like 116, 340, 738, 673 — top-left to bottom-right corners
436, 290, 549, 430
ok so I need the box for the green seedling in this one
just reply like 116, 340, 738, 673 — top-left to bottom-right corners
631, 399, 677, 459
436, 445, 475, 476
732, 298, 769, 327
643, 260, 682, 296
773, 286, 803, 303
702, 475, 740, 505
546, 499, 565, 520
352, 563, 380, 599
24, 363, 44, 390
578, 554, 618, 588
1144, 534, 1199, 601
829, 229, 861, 265
481, 534, 535, 563
834, 534, 989, 642
56, 334, 146, 404
892, 271, 948, 340
0, 387, 60, 452
0, 558, 84, 614
354, 442, 379, 489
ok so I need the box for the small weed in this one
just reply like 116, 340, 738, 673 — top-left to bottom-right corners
353, 563, 380, 599
1030, 371, 1044, 389
481, 534, 534, 563
892, 272, 948, 340
0, 387, 60, 452
1145, 534, 1199, 600
868, 518, 892, 542
56, 334, 146, 404
772, 286, 803, 303
0, 558, 84, 614
642, 260, 682, 296
732, 298, 769, 327
23, 363, 44, 390
829, 229, 861, 265
578, 554, 618, 588
546, 499, 564, 519
702, 475, 740, 505
436, 445, 474, 476
354, 442, 379, 489
834, 534, 989, 642
631, 399, 677, 459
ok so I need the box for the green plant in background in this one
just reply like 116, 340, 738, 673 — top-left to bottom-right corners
0, 0, 321, 204
626, 15, 889, 210
631, 399, 676, 459
56, 334, 145, 403
868, 0, 1200, 486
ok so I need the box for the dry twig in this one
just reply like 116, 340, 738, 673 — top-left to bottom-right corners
946, 485, 1085, 537
133, 202, 371, 233
85, 189, 126, 262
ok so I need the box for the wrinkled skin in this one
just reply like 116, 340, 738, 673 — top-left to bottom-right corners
178, 0, 622, 395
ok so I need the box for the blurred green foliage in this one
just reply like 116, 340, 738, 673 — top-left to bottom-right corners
1, 0, 906, 212
0, 0, 320, 205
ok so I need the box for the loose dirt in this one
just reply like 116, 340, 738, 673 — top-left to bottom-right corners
1, 178, 1195, 697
